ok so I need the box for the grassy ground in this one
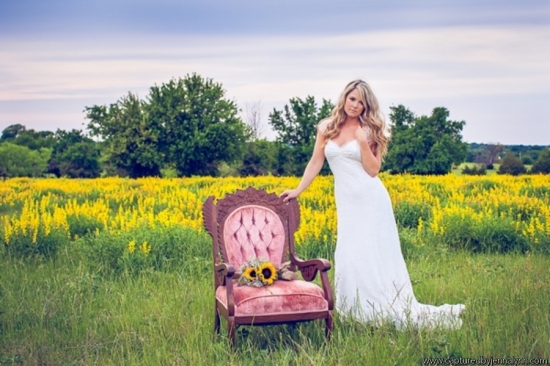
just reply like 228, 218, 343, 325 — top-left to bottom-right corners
453, 163, 498, 176
453, 163, 534, 176
1, 246, 549, 365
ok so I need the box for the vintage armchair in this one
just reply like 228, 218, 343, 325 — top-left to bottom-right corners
202, 187, 334, 346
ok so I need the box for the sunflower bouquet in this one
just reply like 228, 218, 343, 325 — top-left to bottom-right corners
236, 258, 297, 287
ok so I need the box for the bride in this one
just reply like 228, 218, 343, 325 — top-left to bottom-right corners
281, 79, 464, 329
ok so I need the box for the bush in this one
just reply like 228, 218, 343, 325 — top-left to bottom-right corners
79, 225, 211, 276
0, 142, 51, 178
3, 227, 69, 258
531, 149, 550, 174
160, 165, 178, 178
436, 214, 528, 253
462, 164, 487, 175
66, 213, 104, 239
238, 140, 277, 176
461, 179, 503, 196
394, 201, 432, 229
498, 153, 526, 175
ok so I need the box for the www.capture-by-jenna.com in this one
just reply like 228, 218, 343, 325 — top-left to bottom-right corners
422, 356, 548, 366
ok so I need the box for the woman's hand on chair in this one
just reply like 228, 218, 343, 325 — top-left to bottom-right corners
281, 189, 299, 202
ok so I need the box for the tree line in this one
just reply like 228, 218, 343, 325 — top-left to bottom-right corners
1, 74, 549, 178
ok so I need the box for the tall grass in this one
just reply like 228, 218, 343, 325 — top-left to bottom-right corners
1, 247, 549, 365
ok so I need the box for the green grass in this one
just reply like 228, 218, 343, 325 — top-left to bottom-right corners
454, 163, 534, 176
1, 247, 549, 365
453, 163, 499, 176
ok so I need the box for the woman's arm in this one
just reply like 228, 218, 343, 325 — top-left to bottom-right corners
355, 127, 382, 177
281, 127, 327, 202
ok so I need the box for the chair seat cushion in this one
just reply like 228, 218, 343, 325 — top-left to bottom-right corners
216, 280, 328, 316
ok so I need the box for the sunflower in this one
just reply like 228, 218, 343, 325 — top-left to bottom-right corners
258, 262, 278, 285
243, 267, 258, 281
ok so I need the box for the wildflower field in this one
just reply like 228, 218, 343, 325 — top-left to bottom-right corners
1, 175, 550, 364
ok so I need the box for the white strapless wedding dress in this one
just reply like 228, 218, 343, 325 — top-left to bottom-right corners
325, 138, 465, 329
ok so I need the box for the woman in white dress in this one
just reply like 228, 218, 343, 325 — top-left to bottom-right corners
281, 80, 464, 329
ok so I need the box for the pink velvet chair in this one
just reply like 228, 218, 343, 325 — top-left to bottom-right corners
202, 187, 334, 346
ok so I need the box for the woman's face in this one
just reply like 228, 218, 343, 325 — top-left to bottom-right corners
344, 88, 365, 118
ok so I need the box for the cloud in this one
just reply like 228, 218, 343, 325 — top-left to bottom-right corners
1, 24, 549, 143
1, 25, 548, 100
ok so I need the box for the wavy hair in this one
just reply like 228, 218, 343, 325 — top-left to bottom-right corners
323, 80, 389, 157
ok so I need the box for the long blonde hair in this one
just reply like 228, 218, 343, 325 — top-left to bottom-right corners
323, 79, 389, 157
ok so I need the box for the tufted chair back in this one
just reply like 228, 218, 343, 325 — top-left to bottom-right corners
222, 205, 286, 269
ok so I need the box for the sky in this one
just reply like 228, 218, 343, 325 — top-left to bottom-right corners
0, 0, 549, 145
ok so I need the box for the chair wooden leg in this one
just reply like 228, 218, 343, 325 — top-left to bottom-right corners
228, 316, 236, 347
214, 306, 221, 337
325, 311, 333, 340
227, 316, 235, 347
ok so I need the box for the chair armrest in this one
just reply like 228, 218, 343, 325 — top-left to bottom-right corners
214, 263, 235, 286
290, 255, 331, 281
290, 255, 334, 309
214, 262, 236, 316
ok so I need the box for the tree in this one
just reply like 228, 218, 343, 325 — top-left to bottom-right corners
87, 76, 248, 177
0, 142, 50, 177
147, 74, 247, 176
484, 143, 504, 165
86, 92, 163, 178
1, 124, 26, 141
498, 153, 526, 175
531, 148, 550, 174
242, 100, 264, 140
462, 164, 487, 175
1, 124, 55, 151
238, 139, 277, 176
384, 105, 468, 175
269, 96, 333, 175
48, 129, 101, 178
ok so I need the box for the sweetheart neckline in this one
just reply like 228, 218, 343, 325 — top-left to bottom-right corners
328, 139, 357, 148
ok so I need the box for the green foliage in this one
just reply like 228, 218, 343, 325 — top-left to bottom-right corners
216, 162, 240, 177
467, 143, 548, 166
48, 129, 101, 178
269, 96, 333, 175
79, 225, 211, 276
160, 165, 179, 178
461, 179, 503, 196
531, 148, 550, 174
436, 214, 529, 253
238, 139, 277, 176
86, 74, 247, 177
0, 142, 51, 177
86, 92, 163, 177
3, 227, 68, 258
498, 153, 526, 175
467, 143, 504, 165
384, 105, 468, 175
1, 124, 56, 150
461, 164, 487, 176
66, 213, 104, 240
0, 123, 26, 140
149, 74, 248, 176
394, 201, 432, 228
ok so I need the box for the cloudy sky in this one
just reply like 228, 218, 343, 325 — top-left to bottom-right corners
1, 0, 549, 144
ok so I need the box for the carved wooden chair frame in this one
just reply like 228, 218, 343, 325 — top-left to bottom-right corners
202, 187, 334, 346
